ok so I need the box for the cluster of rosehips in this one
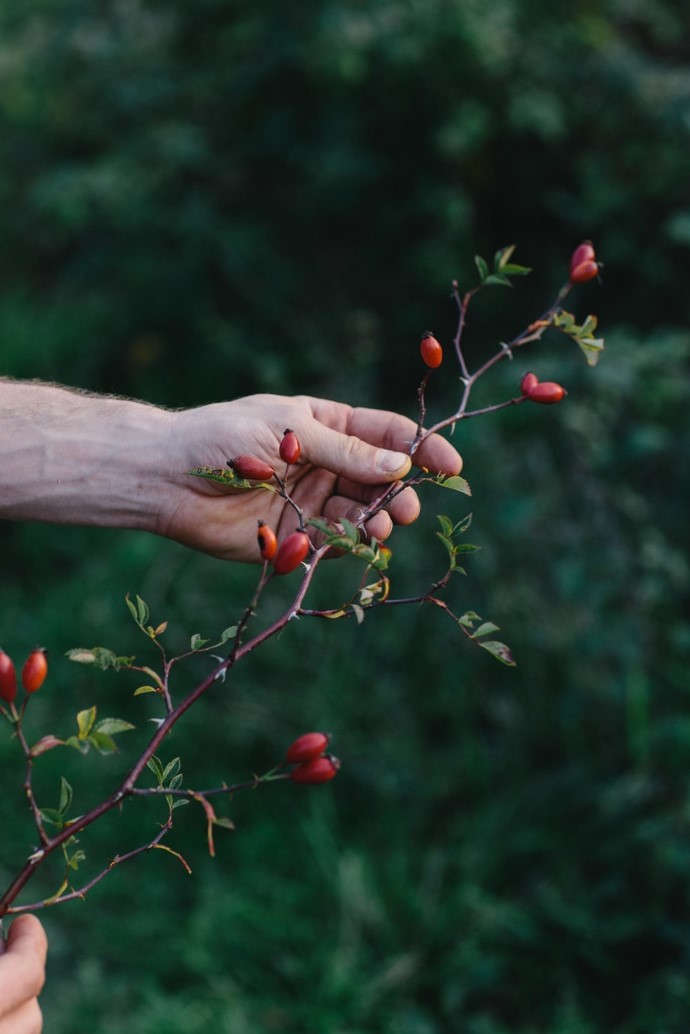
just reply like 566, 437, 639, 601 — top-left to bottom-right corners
520, 372, 567, 405
285, 732, 340, 785
227, 429, 311, 576
0, 647, 48, 705
569, 240, 601, 284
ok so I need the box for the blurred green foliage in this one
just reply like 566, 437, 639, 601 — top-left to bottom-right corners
1, 0, 689, 1030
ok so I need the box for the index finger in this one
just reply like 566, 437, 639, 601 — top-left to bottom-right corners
310, 400, 462, 477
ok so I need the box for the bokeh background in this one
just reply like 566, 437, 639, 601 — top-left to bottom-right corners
1, 1, 689, 1031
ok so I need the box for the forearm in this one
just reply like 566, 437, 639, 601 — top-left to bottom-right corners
0, 379, 173, 531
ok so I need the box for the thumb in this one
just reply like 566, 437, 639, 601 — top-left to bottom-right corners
303, 424, 412, 484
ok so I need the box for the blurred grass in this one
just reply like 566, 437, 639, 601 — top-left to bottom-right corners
1, 1, 690, 1030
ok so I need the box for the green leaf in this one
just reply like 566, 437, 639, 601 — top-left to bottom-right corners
495, 244, 515, 269
437, 515, 454, 537
483, 273, 513, 288
474, 622, 500, 637
474, 254, 489, 281
76, 707, 97, 740
219, 625, 238, 644
88, 731, 118, 755
339, 518, 360, 544
39, 807, 65, 828
459, 611, 482, 629
501, 263, 532, 276
435, 475, 472, 496
479, 640, 516, 666
66, 647, 135, 671
162, 757, 181, 783
213, 816, 235, 830
190, 633, 208, 650
147, 755, 165, 784
134, 684, 160, 696
307, 517, 333, 535
94, 718, 135, 737
59, 777, 73, 815
455, 543, 481, 553
172, 798, 190, 810
435, 532, 456, 556
63, 735, 90, 755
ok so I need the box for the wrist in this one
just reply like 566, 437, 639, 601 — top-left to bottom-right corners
0, 381, 175, 533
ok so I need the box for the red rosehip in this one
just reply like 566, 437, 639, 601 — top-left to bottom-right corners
0, 649, 17, 704
527, 382, 567, 404
279, 428, 301, 465
569, 241, 596, 274
273, 530, 310, 575
286, 731, 331, 764
290, 755, 340, 785
570, 259, 600, 284
521, 372, 539, 397
420, 331, 443, 369
227, 455, 276, 481
257, 520, 278, 562
22, 648, 48, 694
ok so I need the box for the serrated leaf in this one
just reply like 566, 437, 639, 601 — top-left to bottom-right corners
480, 640, 516, 666
88, 731, 118, 755
435, 475, 472, 496
437, 515, 454, 537
94, 718, 135, 737
76, 707, 97, 740
59, 777, 73, 815
134, 684, 160, 696
135, 596, 150, 626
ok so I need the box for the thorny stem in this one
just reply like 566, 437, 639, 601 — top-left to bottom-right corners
0, 269, 588, 918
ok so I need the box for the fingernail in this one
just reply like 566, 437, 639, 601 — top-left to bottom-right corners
377, 450, 411, 475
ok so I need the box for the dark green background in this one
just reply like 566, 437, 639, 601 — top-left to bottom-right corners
1, 2, 689, 1030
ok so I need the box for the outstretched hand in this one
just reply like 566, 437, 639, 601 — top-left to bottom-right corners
156, 393, 463, 562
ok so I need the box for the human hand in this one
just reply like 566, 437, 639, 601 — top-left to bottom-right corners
0, 916, 47, 1034
155, 393, 462, 562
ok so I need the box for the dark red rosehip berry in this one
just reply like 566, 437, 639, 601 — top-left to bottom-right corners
22, 648, 48, 694
257, 520, 278, 562
527, 382, 567, 404
570, 259, 600, 284
420, 331, 443, 369
279, 428, 301, 465
569, 241, 596, 274
273, 530, 310, 575
290, 755, 340, 785
227, 455, 276, 481
286, 731, 331, 764
0, 649, 17, 704
521, 372, 539, 396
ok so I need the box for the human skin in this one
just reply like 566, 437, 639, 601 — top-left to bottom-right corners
0, 916, 47, 1034
0, 381, 462, 562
